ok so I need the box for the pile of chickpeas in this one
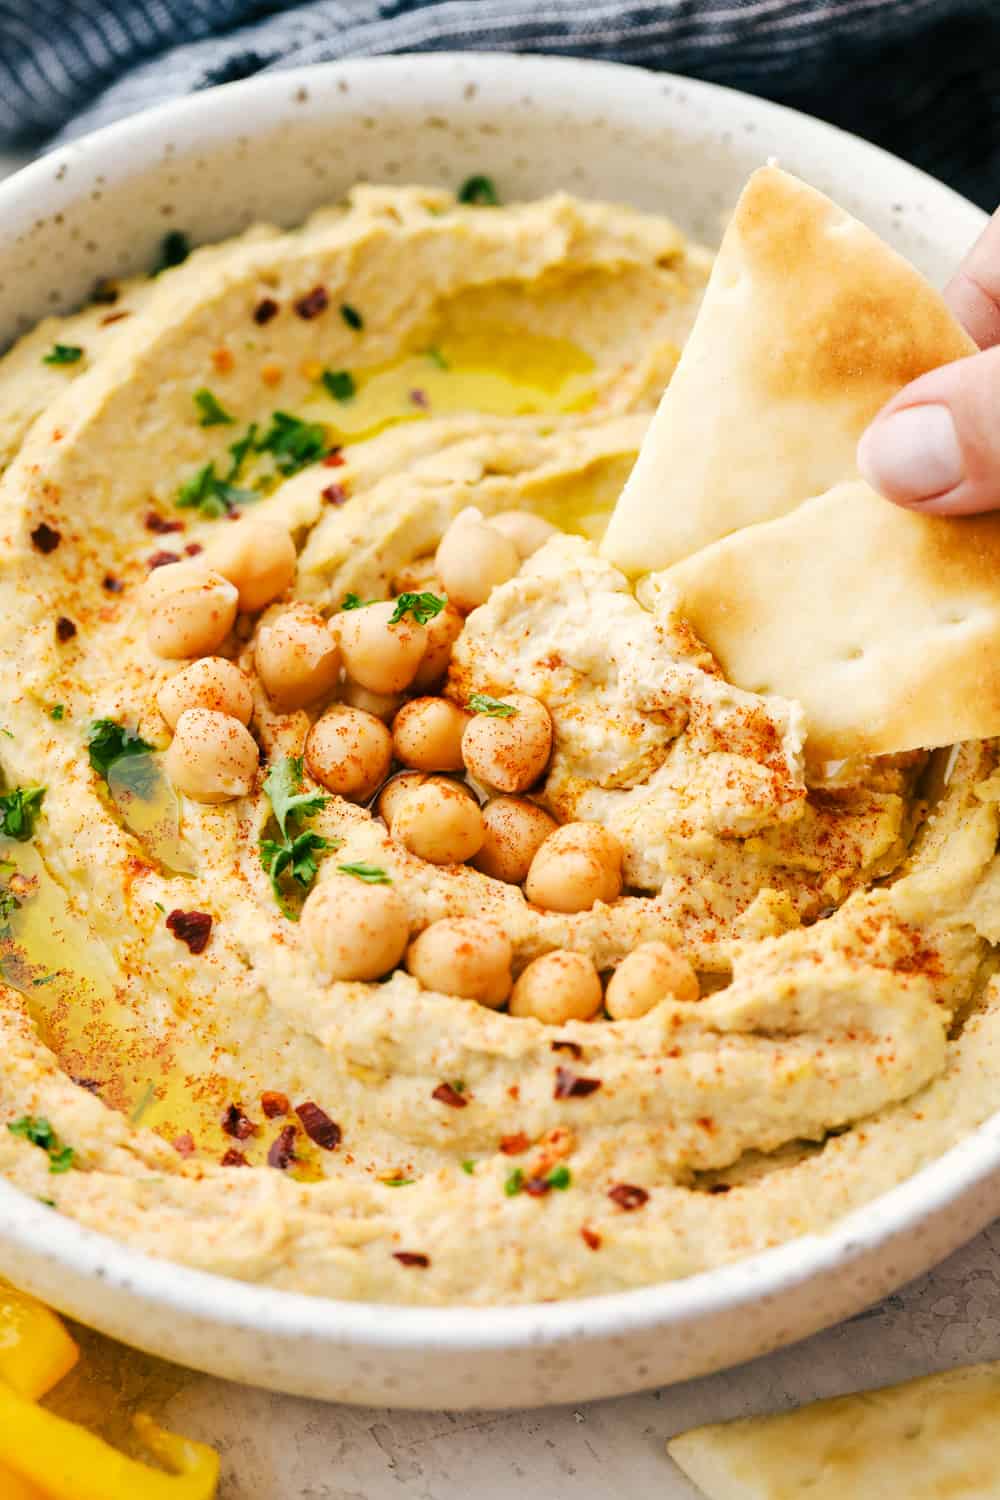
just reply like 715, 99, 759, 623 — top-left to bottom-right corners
141, 505, 700, 1025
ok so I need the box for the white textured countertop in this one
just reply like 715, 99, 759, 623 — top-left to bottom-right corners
2, 143, 993, 1500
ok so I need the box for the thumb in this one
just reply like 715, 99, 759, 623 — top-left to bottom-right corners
857, 344, 1000, 515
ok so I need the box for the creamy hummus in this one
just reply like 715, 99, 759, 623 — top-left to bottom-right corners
0, 186, 998, 1306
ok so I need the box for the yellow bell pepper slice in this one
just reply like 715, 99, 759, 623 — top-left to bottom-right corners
0, 1281, 78, 1400
0, 1379, 219, 1500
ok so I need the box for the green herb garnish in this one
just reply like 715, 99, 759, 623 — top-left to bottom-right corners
226, 422, 259, 480
382, 1176, 414, 1187
0, 785, 45, 841
389, 591, 446, 626
547, 1165, 572, 1190
8, 1115, 76, 1174
49, 705, 64, 721
193, 388, 235, 426
425, 346, 449, 370
255, 410, 330, 475
461, 1159, 476, 1175
176, 461, 256, 518
458, 175, 499, 206
340, 304, 363, 330
504, 1168, 525, 1197
340, 592, 373, 611
129, 1082, 156, 1127
468, 693, 517, 718
260, 830, 333, 897
0, 887, 21, 924
87, 720, 154, 782
321, 369, 356, 402
152, 230, 191, 276
338, 862, 391, 885
263, 757, 330, 839
42, 344, 83, 366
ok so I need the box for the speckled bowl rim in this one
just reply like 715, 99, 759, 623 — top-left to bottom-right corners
0, 52, 992, 1363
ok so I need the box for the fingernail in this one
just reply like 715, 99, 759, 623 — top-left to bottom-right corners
857, 404, 964, 504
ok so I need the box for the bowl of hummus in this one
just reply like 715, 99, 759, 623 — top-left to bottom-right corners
0, 53, 992, 1410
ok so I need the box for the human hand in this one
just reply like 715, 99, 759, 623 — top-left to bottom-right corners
857, 206, 1000, 515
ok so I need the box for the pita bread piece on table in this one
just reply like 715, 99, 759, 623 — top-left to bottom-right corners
601, 164, 975, 573
667, 1360, 1000, 1499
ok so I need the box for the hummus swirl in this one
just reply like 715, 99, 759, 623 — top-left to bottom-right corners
0, 187, 998, 1305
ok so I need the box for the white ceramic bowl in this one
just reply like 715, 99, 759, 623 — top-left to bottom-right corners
0, 53, 990, 1411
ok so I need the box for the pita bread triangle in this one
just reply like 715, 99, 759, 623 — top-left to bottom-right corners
602, 165, 999, 762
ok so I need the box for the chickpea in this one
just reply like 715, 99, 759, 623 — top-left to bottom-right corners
163, 707, 259, 803
377, 771, 428, 828
392, 780, 485, 865
489, 510, 558, 559
605, 942, 700, 1020
255, 605, 340, 711
301, 876, 410, 982
157, 657, 253, 730
461, 693, 552, 793
472, 796, 558, 884
341, 678, 404, 722
509, 950, 603, 1024
338, 600, 427, 695
142, 561, 238, 660
410, 603, 464, 691
406, 917, 513, 1007
203, 517, 297, 614
434, 510, 520, 612
305, 705, 392, 801
392, 697, 470, 773
525, 822, 624, 913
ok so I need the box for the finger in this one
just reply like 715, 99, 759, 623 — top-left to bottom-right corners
945, 204, 1000, 348
856, 344, 1000, 514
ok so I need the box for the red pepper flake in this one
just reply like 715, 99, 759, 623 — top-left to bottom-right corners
184, 542, 204, 557
165, 908, 213, 954
608, 1183, 648, 1211
500, 1132, 529, 1156
322, 448, 345, 468
100, 310, 131, 326
554, 1068, 602, 1100
393, 1251, 430, 1268
294, 285, 329, 319
148, 549, 181, 570
295, 1100, 341, 1150
550, 1039, 583, 1060
580, 1226, 602, 1251
522, 1176, 551, 1198
55, 616, 77, 642
432, 1082, 467, 1110
102, 574, 124, 594
708, 1183, 731, 1195
253, 297, 280, 325
267, 1124, 298, 1170
221, 1103, 257, 1141
409, 387, 430, 410
30, 522, 61, 554
145, 510, 183, 534
261, 1090, 290, 1119
321, 482, 348, 506
172, 1132, 196, 1157
220, 1147, 248, 1167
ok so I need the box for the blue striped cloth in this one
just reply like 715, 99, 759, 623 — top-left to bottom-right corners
0, 1, 996, 209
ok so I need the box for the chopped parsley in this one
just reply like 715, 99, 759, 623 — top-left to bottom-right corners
382, 1176, 414, 1187
504, 1167, 525, 1197
42, 343, 83, 366
468, 693, 517, 718
255, 411, 330, 475
321, 369, 356, 402
49, 705, 65, 721
176, 461, 256, 518
260, 756, 335, 910
7, 1115, 76, 1174
152, 230, 191, 276
458, 175, 499, 206
87, 720, 155, 782
226, 422, 259, 479
129, 1081, 156, 1127
263, 757, 329, 838
389, 591, 446, 626
0, 887, 20, 924
0, 726, 12, 738
425, 345, 449, 370
0, 785, 45, 841
461, 1159, 476, 1175
340, 592, 373, 611
339, 304, 363, 330
547, 1165, 572, 1190
193, 388, 235, 426
338, 862, 391, 885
